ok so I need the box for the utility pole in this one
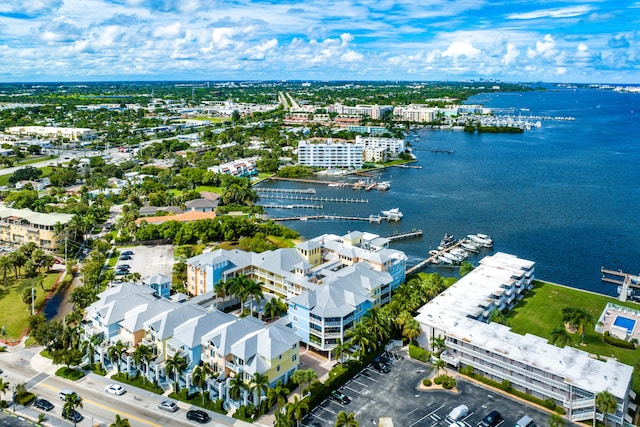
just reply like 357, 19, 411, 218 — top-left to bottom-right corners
31, 288, 35, 315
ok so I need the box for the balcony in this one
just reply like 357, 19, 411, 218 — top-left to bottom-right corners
440, 351, 460, 367
225, 361, 243, 373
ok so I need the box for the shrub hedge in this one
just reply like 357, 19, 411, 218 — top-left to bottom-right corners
408, 343, 429, 362
459, 369, 565, 415
422, 378, 432, 386
603, 332, 636, 349
55, 367, 85, 381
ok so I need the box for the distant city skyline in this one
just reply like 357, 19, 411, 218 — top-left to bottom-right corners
0, 0, 638, 83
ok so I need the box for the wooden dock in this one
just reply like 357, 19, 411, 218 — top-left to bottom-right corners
271, 214, 383, 223
385, 229, 423, 241
258, 194, 368, 203
260, 203, 323, 209
256, 187, 316, 194
601, 267, 640, 302
407, 240, 463, 275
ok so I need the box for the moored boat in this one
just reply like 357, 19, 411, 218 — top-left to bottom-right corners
467, 233, 493, 248
381, 208, 403, 221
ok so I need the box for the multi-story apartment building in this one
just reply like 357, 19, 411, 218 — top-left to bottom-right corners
355, 136, 406, 162
6, 126, 97, 141
0, 205, 73, 252
186, 231, 407, 353
415, 253, 634, 426
328, 104, 394, 120
82, 283, 299, 408
207, 157, 257, 178
297, 140, 363, 169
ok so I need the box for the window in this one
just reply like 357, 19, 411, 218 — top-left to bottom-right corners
292, 355, 297, 362
277, 365, 280, 372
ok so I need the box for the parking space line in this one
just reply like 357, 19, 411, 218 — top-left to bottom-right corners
343, 385, 361, 395
306, 411, 328, 422
410, 404, 444, 427
350, 378, 369, 387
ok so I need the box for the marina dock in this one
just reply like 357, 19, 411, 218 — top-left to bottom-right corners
385, 229, 423, 241
256, 187, 316, 194
270, 214, 384, 223
260, 203, 323, 209
601, 268, 640, 302
407, 239, 464, 274
258, 194, 368, 203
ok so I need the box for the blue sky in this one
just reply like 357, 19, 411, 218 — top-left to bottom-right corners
0, 0, 638, 83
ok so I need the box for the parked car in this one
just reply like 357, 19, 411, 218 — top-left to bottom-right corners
62, 408, 83, 423
448, 404, 469, 421
121, 250, 134, 256
115, 270, 128, 276
186, 409, 210, 423
371, 361, 390, 373
105, 384, 125, 395
59, 388, 76, 401
480, 410, 503, 427
119, 254, 132, 260
158, 400, 179, 412
33, 398, 54, 411
330, 390, 350, 405
117, 264, 130, 271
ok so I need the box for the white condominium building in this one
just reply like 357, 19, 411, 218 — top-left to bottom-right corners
6, 126, 97, 141
355, 136, 406, 154
328, 104, 394, 120
297, 140, 363, 169
415, 253, 634, 426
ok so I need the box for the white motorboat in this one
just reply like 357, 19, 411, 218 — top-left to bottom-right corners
438, 255, 454, 265
467, 233, 493, 248
376, 181, 391, 191
381, 208, 403, 221
461, 240, 480, 252
450, 248, 469, 259
442, 252, 464, 263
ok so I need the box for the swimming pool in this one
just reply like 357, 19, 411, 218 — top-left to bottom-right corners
613, 315, 636, 334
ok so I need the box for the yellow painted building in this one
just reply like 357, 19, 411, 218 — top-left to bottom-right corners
0, 205, 73, 252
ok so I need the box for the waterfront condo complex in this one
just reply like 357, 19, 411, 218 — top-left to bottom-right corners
186, 231, 407, 352
415, 252, 634, 426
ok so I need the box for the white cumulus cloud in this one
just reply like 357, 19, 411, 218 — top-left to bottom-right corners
442, 40, 480, 58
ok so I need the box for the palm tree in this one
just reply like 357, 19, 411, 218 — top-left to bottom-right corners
345, 320, 375, 360
0, 378, 10, 403
22, 288, 35, 313
292, 369, 317, 398
109, 414, 131, 427
331, 339, 351, 364
572, 308, 595, 345
63, 392, 83, 427
434, 358, 446, 376
595, 390, 618, 427
192, 363, 213, 405
228, 374, 248, 404
363, 307, 390, 346
250, 372, 270, 405
264, 297, 287, 320
267, 381, 290, 414
245, 279, 264, 317
550, 326, 572, 347
107, 340, 127, 375
402, 319, 422, 342
286, 395, 308, 427
546, 413, 566, 427
430, 335, 446, 356
335, 411, 359, 427
0, 256, 12, 289
132, 344, 154, 384
165, 353, 188, 393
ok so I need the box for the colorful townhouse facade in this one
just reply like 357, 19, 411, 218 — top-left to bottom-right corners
82, 283, 299, 408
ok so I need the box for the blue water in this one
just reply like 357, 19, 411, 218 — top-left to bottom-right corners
259, 87, 640, 296
613, 315, 636, 334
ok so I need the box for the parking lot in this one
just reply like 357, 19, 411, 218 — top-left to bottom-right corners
302, 348, 561, 427
114, 245, 175, 280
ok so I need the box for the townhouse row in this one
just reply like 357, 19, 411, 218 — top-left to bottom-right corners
82, 283, 299, 408
414, 252, 634, 427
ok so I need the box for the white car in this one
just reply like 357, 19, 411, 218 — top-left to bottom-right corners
105, 384, 125, 395
448, 404, 469, 421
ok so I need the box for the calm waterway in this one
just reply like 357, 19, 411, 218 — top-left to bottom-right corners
258, 87, 640, 296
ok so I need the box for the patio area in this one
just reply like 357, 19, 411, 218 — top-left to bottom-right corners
596, 302, 640, 342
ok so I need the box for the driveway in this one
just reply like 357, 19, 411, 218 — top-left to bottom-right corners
302, 347, 567, 427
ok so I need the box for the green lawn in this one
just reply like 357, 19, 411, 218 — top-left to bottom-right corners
194, 185, 223, 194
0, 271, 64, 341
508, 281, 640, 391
